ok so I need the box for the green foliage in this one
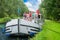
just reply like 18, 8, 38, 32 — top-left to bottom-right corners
0, 0, 28, 18
39, 0, 60, 21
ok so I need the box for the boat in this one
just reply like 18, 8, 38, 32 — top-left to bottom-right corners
5, 18, 43, 37
5, 14, 44, 37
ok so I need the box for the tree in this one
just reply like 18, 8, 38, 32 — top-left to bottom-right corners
0, 0, 28, 18
39, 0, 60, 21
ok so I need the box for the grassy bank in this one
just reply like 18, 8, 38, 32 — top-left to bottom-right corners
31, 20, 60, 40
0, 16, 23, 24
0, 17, 11, 24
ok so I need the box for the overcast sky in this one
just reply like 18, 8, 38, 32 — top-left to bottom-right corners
24, 0, 41, 12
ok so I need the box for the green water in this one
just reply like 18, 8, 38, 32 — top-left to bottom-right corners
0, 24, 5, 28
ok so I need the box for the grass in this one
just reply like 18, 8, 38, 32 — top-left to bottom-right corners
31, 20, 60, 40
0, 17, 11, 24
0, 16, 22, 24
